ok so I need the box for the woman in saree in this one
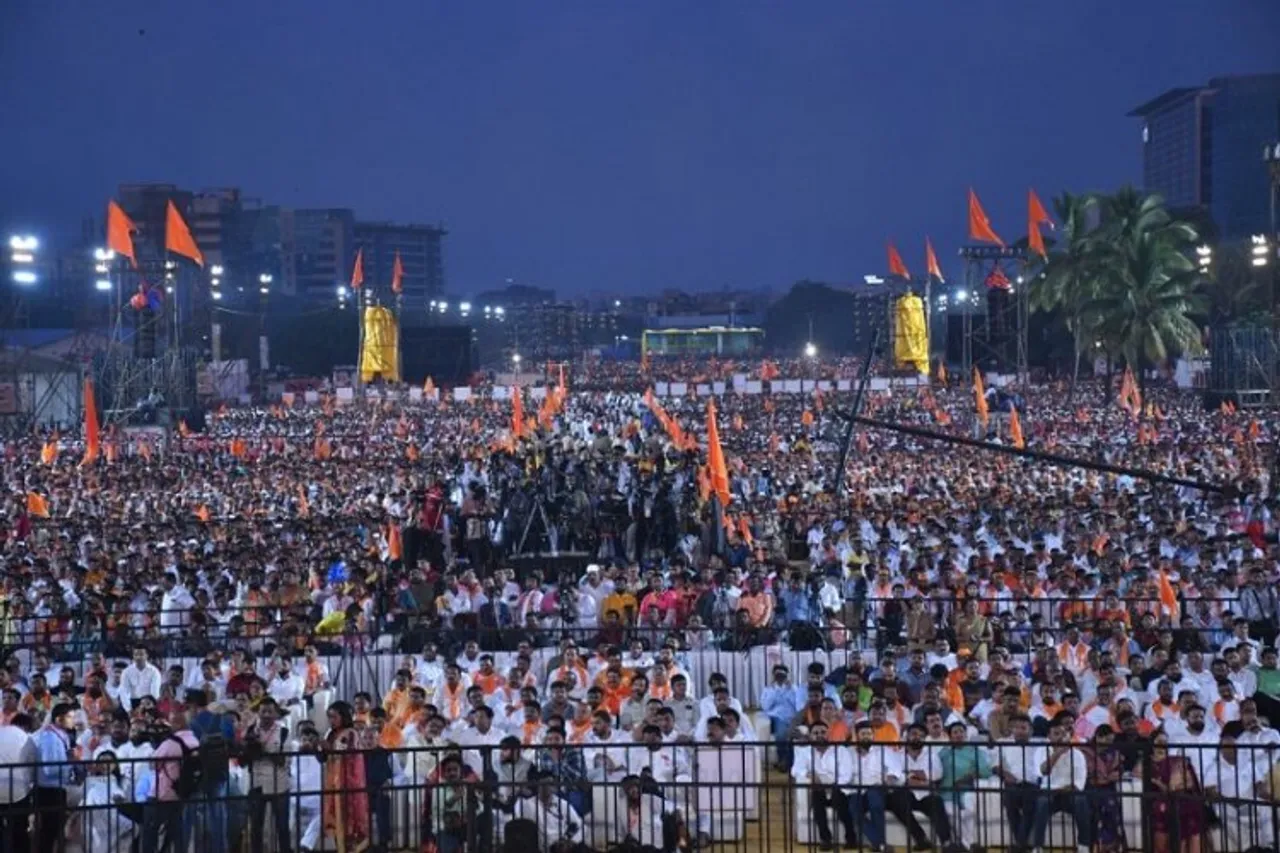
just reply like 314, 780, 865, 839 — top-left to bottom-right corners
323, 701, 372, 853
1086, 725, 1127, 853
1150, 729, 1205, 853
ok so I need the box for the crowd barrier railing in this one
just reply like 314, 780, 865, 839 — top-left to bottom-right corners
1, 740, 1278, 853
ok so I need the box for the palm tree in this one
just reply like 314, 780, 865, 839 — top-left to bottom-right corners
1027, 192, 1103, 395
1084, 188, 1206, 394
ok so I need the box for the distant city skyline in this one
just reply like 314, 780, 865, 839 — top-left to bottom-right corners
3, 1, 1279, 297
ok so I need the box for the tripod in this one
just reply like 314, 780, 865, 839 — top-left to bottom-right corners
514, 495, 560, 557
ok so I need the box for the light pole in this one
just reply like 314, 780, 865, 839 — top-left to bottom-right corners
258, 274, 272, 390
9, 235, 38, 285
209, 265, 224, 361
1265, 143, 1280, 318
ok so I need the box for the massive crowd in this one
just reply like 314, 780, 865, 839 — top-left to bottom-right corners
0, 358, 1277, 853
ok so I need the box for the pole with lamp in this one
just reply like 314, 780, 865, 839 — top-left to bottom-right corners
258, 273, 272, 398
209, 265, 224, 361
93, 248, 115, 328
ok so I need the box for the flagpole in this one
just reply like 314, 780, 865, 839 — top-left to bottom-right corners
355, 286, 364, 393
395, 289, 403, 384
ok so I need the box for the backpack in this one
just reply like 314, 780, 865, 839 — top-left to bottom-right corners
171, 728, 231, 798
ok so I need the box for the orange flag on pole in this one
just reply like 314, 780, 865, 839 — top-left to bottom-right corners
107, 200, 138, 268
511, 386, 524, 439
887, 242, 910, 279
1158, 569, 1179, 618
391, 251, 404, 294
1008, 406, 1025, 449
40, 438, 58, 465
972, 367, 990, 428
705, 398, 731, 506
351, 248, 364, 290
164, 201, 204, 266
925, 237, 944, 283
1027, 189, 1053, 259
967, 189, 1004, 246
81, 378, 101, 466
26, 492, 50, 519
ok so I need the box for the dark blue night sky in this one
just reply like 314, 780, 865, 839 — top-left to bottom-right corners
2, 1, 1277, 296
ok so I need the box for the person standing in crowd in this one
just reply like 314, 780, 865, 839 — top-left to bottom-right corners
0, 712, 37, 853
33, 702, 79, 853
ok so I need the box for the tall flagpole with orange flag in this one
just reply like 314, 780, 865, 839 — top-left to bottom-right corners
165, 200, 203, 352
706, 397, 731, 555
350, 248, 365, 390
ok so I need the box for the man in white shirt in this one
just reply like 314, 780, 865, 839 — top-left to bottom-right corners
457, 706, 504, 776
1176, 704, 1222, 787
1206, 722, 1274, 852
993, 714, 1041, 850
268, 657, 308, 731
1030, 715, 1090, 853
790, 719, 856, 848
582, 711, 630, 784
121, 647, 162, 704
848, 722, 899, 851
888, 722, 955, 850
0, 712, 38, 820
513, 772, 586, 852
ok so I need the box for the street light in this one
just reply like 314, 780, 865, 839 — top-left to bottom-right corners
804, 342, 817, 358
1251, 235, 1270, 267
955, 289, 968, 302
512, 353, 522, 366
9, 234, 38, 284
259, 273, 273, 294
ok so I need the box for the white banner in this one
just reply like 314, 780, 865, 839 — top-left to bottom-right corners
869, 378, 890, 391
655, 382, 670, 397
784, 380, 802, 394
453, 387, 471, 402
491, 387, 509, 400
335, 387, 354, 403
801, 380, 816, 392
712, 381, 726, 395
409, 388, 424, 401
304, 391, 320, 404
696, 383, 711, 396
817, 380, 832, 391
530, 387, 547, 400
670, 382, 688, 397
745, 381, 763, 394
732, 374, 748, 389
836, 380, 851, 391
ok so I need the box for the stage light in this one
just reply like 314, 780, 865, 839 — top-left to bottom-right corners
804, 342, 817, 358
13, 271, 37, 285
211, 264, 225, 276
94, 278, 111, 291
8, 235, 37, 251
956, 289, 968, 302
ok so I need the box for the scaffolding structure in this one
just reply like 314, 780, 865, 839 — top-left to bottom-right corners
1207, 323, 1278, 409
959, 245, 1029, 380
92, 264, 199, 429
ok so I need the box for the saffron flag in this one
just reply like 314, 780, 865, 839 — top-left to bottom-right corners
391, 251, 404, 295
40, 439, 57, 465
705, 398, 731, 506
925, 237, 944, 283
1008, 406, 1025, 449
164, 201, 204, 266
511, 386, 524, 439
973, 367, 990, 428
1158, 569, 1179, 618
26, 492, 50, 519
81, 378, 101, 466
1028, 189, 1053, 259
968, 189, 1004, 246
351, 248, 364, 290
107, 201, 138, 268
887, 242, 910, 279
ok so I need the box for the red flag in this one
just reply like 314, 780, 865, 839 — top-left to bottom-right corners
106, 201, 138, 268
887, 242, 910, 279
967, 189, 1004, 246
391, 251, 404, 295
81, 378, 101, 466
1027, 189, 1053, 259
925, 237, 944, 283
351, 248, 364, 290
164, 201, 204, 266
705, 398, 731, 506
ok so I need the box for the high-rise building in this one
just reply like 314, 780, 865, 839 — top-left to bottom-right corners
1129, 73, 1280, 239
292, 208, 356, 302
352, 221, 446, 307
